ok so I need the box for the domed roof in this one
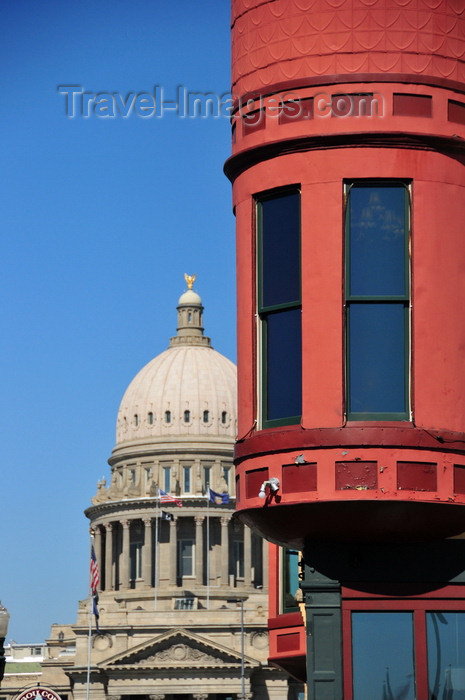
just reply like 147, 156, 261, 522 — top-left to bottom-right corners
178, 288, 201, 305
115, 279, 237, 445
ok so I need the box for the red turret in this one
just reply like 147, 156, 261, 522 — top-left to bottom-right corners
226, 2, 465, 696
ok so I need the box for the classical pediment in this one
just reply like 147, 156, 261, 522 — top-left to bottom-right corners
101, 629, 260, 670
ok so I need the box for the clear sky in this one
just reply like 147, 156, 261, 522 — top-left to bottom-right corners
1, 0, 235, 643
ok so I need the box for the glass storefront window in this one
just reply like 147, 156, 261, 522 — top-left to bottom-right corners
427, 612, 465, 699
352, 612, 415, 700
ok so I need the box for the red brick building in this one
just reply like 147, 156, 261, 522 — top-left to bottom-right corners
225, 1, 465, 698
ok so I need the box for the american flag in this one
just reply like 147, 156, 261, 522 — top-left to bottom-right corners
158, 488, 183, 507
90, 544, 100, 593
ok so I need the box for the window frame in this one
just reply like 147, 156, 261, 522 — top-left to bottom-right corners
280, 548, 301, 614
177, 538, 195, 579
256, 186, 302, 429
344, 180, 411, 421
203, 465, 211, 491
163, 466, 171, 493
232, 539, 245, 579
183, 465, 191, 493
342, 594, 465, 700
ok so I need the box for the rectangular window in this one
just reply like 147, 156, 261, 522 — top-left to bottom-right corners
427, 612, 465, 698
177, 539, 194, 578
233, 539, 245, 578
163, 467, 171, 493
351, 612, 415, 700
281, 548, 300, 613
183, 466, 191, 493
130, 541, 142, 580
256, 188, 302, 427
203, 466, 212, 491
345, 182, 410, 420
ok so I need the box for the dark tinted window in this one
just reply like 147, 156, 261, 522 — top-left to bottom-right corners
348, 303, 407, 414
259, 191, 300, 308
348, 185, 408, 297
266, 308, 302, 422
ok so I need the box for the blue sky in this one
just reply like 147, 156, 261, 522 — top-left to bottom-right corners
1, 1, 235, 642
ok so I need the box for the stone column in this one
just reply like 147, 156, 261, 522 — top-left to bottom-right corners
195, 516, 204, 585
142, 517, 153, 587
244, 525, 252, 586
104, 522, 113, 591
121, 520, 131, 589
93, 527, 103, 592
220, 516, 229, 585
169, 517, 177, 585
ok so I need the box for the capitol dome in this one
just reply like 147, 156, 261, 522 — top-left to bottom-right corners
115, 279, 237, 445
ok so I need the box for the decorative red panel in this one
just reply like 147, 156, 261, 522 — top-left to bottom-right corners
242, 109, 265, 135
282, 462, 317, 492
454, 465, 465, 494
335, 462, 378, 491
448, 100, 465, 125
276, 631, 301, 653
397, 462, 437, 491
245, 467, 269, 499
279, 97, 313, 125
331, 94, 377, 118
393, 94, 432, 118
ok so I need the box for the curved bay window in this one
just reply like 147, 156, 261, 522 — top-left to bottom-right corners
345, 181, 410, 420
256, 188, 302, 428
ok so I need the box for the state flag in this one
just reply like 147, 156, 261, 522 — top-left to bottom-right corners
209, 488, 230, 505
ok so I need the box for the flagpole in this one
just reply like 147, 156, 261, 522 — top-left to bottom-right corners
154, 494, 159, 610
86, 533, 94, 700
206, 488, 210, 610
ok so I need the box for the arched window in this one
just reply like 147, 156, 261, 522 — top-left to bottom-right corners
203, 410, 209, 423
184, 410, 190, 422
221, 411, 227, 424
148, 412, 153, 425
134, 414, 139, 427
165, 410, 171, 423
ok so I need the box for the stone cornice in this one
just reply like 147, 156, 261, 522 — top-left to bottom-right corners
85, 497, 236, 521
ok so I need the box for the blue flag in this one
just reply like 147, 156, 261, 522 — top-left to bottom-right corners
209, 488, 229, 505
92, 592, 100, 634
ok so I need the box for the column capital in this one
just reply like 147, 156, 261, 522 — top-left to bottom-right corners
194, 515, 205, 525
149, 695, 165, 700
121, 519, 130, 529
142, 516, 152, 526
193, 695, 208, 700
104, 522, 113, 531
221, 515, 230, 526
